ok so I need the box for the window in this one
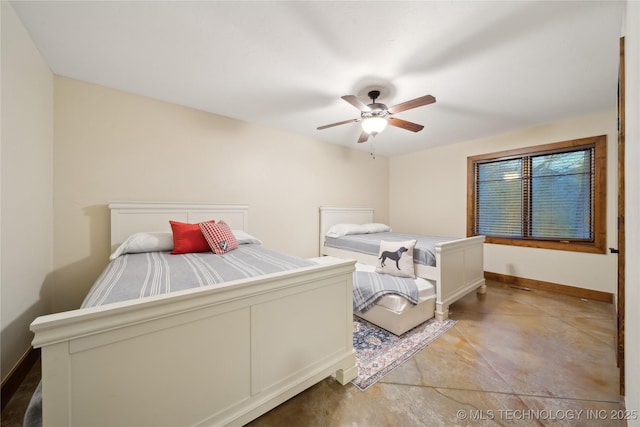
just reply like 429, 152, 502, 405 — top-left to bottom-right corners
467, 135, 607, 253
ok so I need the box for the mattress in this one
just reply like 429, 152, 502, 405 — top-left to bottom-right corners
324, 232, 457, 267
354, 263, 435, 314
83, 245, 315, 308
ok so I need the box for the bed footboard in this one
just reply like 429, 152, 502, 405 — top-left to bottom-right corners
31, 260, 357, 427
427, 235, 486, 320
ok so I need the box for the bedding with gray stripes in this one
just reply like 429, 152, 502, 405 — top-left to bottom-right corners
324, 232, 457, 267
353, 271, 418, 313
82, 245, 315, 308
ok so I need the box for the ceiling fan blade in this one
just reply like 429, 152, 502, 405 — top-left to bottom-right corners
317, 118, 360, 130
357, 131, 370, 143
342, 95, 371, 112
387, 95, 436, 114
388, 117, 424, 132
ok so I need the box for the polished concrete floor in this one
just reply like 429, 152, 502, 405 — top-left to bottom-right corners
2, 281, 622, 426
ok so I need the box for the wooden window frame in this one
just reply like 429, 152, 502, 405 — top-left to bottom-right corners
467, 135, 607, 254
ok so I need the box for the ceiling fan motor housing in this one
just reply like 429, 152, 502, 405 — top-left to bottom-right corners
362, 104, 388, 120
364, 91, 388, 118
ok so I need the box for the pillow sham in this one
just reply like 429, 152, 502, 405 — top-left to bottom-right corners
363, 223, 392, 233
200, 221, 239, 254
170, 220, 215, 254
325, 223, 368, 238
375, 239, 416, 278
109, 231, 174, 260
232, 229, 263, 245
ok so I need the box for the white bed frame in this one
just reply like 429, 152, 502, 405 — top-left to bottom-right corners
30, 202, 357, 426
319, 206, 486, 321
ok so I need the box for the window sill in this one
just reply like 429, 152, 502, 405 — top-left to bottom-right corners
479, 236, 607, 254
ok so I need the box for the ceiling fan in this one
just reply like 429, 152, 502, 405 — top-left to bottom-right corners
317, 90, 436, 144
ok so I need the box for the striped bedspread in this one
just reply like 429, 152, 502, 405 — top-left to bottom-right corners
353, 271, 418, 313
324, 232, 458, 267
82, 245, 315, 308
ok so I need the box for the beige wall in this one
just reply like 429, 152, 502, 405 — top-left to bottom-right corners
1, 2, 54, 380
52, 76, 389, 312
390, 111, 618, 294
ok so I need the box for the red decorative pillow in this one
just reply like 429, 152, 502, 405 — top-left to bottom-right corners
169, 220, 215, 254
199, 221, 239, 254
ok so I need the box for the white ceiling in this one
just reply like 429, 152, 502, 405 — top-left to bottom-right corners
10, 1, 625, 157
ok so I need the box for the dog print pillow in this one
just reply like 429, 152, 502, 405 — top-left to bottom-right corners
375, 239, 417, 278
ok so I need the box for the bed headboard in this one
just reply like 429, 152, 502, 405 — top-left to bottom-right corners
318, 206, 374, 255
109, 202, 249, 248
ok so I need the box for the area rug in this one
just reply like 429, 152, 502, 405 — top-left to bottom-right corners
352, 316, 457, 391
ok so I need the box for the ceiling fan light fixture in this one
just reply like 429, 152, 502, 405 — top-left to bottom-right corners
362, 116, 388, 135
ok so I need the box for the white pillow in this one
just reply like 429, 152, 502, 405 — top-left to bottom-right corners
375, 240, 417, 278
232, 230, 263, 245
325, 223, 368, 238
109, 232, 174, 260
363, 223, 392, 233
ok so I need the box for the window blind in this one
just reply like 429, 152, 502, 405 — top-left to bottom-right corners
474, 147, 594, 242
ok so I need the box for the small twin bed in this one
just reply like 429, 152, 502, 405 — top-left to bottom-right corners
319, 206, 486, 335
28, 202, 357, 427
